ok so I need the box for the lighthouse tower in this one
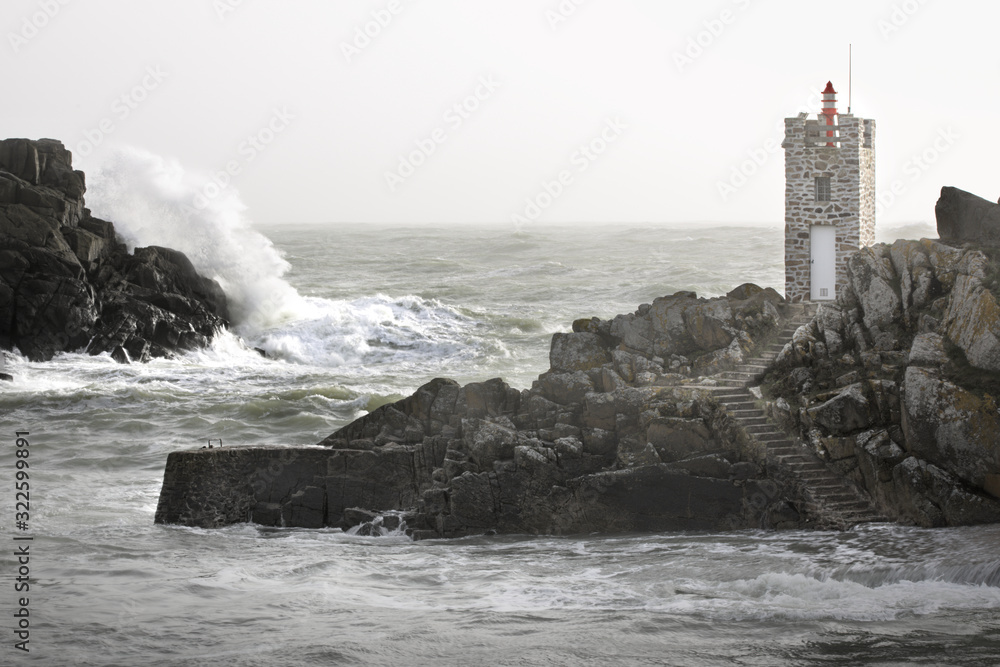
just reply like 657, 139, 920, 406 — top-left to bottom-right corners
782, 82, 875, 302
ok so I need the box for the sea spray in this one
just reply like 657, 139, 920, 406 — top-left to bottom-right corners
84, 148, 493, 371
86, 147, 309, 332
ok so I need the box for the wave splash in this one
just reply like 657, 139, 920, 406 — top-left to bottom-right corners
86, 147, 304, 332
85, 147, 484, 369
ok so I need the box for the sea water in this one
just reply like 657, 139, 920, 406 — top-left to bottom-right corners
0, 149, 997, 666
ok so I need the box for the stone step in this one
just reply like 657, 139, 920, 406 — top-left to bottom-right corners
775, 457, 816, 467
792, 470, 834, 479
772, 450, 813, 459
780, 464, 826, 474
800, 476, 847, 486
733, 416, 769, 427
720, 323, 884, 530
811, 483, 854, 492
803, 501, 876, 515
759, 436, 795, 445
820, 502, 876, 513
784, 460, 824, 468
844, 514, 889, 524
815, 496, 868, 507
730, 408, 766, 418
809, 493, 870, 504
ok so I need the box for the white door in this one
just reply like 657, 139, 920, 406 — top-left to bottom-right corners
810, 225, 836, 301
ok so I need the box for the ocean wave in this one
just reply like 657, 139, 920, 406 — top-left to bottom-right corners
84, 148, 504, 373
86, 147, 309, 331
249, 293, 487, 368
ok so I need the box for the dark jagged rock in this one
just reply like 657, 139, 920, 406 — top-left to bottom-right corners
935, 186, 1000, 247
0, 138, 228, 362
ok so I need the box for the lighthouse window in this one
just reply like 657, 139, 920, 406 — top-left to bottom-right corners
815, 177, 831, 202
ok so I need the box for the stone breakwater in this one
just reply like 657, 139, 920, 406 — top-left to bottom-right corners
0, 138, 229, 362
155, 185, 1000, 538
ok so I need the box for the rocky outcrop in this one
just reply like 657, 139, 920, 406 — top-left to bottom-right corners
157, 285, 810, 536
0, 138, 228, 362
935, 186, 1000, 247
763, 188, 1000, 527
156, 185, 1000, 537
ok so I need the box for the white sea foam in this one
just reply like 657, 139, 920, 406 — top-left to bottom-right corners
85, 148, 486, 370
254, 293, 481, 367
86, 147, 310, 332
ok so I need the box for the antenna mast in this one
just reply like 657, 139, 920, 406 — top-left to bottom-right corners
848, 44, 852, 113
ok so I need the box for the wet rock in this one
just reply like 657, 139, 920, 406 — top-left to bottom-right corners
846, 246, 902, 332
936, 186, 1000, 246
807, 384, 866, 435
908, 332, 948, 367
646, 417, 715, 462
902, 366, 1000, 490
885, 456, 1000, 527
0, 138, 229, 362
463, 418, 519, 468
549, 332, 611, 372
608, 290, 751, 360
943, 254, 1000, 371
534, 370, 594, 405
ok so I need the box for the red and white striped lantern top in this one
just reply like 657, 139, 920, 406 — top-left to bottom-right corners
821, 81, 838, 145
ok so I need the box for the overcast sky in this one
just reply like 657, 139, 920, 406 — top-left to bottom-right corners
5, 1, 997, 226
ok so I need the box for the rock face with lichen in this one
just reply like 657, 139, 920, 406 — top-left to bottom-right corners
0, 138, 229, 362
763, 186, 1000, 527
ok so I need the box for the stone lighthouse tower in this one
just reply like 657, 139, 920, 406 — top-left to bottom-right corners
782, 82, 875, 302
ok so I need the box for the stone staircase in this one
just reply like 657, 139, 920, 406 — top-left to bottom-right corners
705, 306, 887, 529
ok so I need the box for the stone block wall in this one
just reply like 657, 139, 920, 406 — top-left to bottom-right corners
783, 113, 876, 302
